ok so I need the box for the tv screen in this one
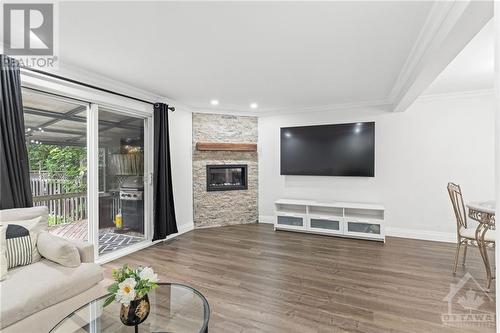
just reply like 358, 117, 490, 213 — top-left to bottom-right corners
280, 122, 375, 177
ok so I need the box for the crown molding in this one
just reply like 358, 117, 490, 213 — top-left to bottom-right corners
416, 88, 495, 103
388, 1, 456, 103
30, 60, 491, 118
388, 0, 493, 112
189, 105, 260, 117
190, 99, 391, 117
258, 99, 392, 117
190, 89, 493, 117
23, 60, 194, 112
43, 61, 164, 102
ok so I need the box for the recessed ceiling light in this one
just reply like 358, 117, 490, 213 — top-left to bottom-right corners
250, 103, 258, 109
210, 100, 219, 106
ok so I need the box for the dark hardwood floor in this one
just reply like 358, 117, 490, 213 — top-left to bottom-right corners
104, 224, 495, 333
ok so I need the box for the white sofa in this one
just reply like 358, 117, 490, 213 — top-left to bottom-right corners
0, 206, 108, 332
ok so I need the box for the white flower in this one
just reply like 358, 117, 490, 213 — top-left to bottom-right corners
115, 277, 137, 305
139, 267, 158, 283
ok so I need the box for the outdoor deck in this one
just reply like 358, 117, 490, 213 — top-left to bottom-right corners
49, 219, 89, 241
49, 220, 145, 255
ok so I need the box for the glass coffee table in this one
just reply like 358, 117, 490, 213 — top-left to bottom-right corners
50, 283, 210, 333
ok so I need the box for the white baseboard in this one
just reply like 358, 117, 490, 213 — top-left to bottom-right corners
174, 222, 195, 236
385, 227, 456, 243
259, 215, 274, 224
107, 218, 454, 245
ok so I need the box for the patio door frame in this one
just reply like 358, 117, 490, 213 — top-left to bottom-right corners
88, 104, 154, 262
20, 70, 155, 263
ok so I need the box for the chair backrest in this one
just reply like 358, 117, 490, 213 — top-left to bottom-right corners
447, 182, 467, 230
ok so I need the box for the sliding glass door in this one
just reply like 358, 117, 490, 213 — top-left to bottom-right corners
97, 108, 148, 255
22, 86, 153, 260
22, 88, 90, 241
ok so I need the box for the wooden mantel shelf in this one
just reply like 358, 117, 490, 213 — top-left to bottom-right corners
196, 142, 257, 151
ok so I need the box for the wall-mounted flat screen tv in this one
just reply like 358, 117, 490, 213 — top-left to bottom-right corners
280, 122, 375, 177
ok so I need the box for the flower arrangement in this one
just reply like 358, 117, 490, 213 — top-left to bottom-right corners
104, 265, 159, 307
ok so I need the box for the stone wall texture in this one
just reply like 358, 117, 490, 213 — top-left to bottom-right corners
192, 113, 258, 228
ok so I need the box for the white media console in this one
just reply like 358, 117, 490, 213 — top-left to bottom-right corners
274, 199, 385, 242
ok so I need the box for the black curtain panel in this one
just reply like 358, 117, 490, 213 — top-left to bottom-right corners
0, 55, 33, 209
153, 103, 177, 240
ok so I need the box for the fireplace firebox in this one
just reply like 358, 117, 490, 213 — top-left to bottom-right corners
206, 164, 248, 191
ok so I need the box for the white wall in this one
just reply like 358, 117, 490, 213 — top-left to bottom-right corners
169, 106, 194, 233
258, 93, 496, 242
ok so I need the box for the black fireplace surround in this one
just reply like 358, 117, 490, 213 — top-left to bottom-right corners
206, 164, 248, 191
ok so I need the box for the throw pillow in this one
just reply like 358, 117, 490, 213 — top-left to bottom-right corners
6, 224, 33, 268
37, 231, 81, 267
4, 216, 44, 263
0, 225, 7, 280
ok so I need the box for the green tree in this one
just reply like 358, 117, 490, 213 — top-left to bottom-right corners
28, 144, 87, 192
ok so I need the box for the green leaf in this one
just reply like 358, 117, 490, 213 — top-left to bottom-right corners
103, 295, 115, 307
107, 283, 119, 293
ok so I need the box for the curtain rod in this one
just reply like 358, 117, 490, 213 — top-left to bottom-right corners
21, 66, 175, 112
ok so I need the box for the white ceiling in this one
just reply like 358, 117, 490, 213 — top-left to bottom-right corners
424, 19, 494, 96
58, 1, 435, 113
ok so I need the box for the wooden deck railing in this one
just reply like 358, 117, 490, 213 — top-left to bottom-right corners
30, 172, 87, 225
33, 192, 87, 225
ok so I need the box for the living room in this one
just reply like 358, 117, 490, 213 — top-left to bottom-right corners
0, 1, 498, 332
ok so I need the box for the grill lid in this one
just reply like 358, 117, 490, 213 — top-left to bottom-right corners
120, 176, 144, 190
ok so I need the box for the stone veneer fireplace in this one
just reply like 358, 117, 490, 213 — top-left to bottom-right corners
192, 113, 258, 228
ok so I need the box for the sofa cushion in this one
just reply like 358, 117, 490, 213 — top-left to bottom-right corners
37, 231, 81, 267
0, 259, 103, 328
0, 206, 49, 224
0, 207, 49, 263
67, 238, 95, 263
6, 224, 33, 268
2, 216, 45, 263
